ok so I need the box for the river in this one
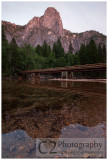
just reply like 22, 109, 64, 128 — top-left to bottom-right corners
2, 79, 106, 158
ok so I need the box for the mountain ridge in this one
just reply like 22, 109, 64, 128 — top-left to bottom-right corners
2, 7, 106, 53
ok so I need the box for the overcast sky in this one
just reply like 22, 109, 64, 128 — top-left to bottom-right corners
2, 1, 107, 35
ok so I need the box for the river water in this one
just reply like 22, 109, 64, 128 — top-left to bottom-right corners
2, 79, 106, 158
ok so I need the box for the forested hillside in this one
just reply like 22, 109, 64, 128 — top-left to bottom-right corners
2, 28, 106, 77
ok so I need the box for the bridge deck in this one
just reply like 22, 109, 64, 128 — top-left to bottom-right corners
21, 63, 106, 74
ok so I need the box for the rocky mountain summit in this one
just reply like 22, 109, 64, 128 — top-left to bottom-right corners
2, 7, 106, 53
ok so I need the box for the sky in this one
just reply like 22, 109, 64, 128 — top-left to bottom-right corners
2, 1, 107, 35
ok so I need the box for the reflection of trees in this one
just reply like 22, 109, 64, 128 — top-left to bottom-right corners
61, 81, 68, 88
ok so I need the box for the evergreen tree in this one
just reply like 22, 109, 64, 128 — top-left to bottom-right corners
9, 38, 19, 75
78, 44, 86, 65
2, 29, 10, 75
53, 39, 64, 58
17, 47, 28, 71
42, 41, 48, 57
102, 45, 106, 63
85, 39, 99, 64
53, 42, 57, 57
97, 43, 103, 62
46, 51, 56, 68
36, 45, 43, 56
66, 54, 74, 66
37, 41, 51, 57
2, 27, 7, 42
73, 54, 80, 65
68, 42, 74, 54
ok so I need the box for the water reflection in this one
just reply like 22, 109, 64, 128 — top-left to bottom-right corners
61, 80, 68, 88
2, 80, 106, 158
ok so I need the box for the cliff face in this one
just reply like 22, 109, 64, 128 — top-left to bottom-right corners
2, 7, 106, 53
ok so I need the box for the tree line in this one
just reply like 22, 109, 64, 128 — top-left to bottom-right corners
2, 29, 106, 77
78, 39, 106, 65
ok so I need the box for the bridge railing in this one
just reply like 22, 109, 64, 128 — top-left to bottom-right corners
21, 63, 106, 74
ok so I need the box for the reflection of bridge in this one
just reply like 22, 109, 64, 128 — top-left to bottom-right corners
21, 63, 106, 79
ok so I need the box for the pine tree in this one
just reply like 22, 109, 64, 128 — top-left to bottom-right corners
97, 43, 103, 62
53, 42, 57, 57
85, 39, 98, 64
68, 42, 74, 54
53, 39, 64, 58
78, 44, 86, 65
41, 41, 51, 57
66, 54, 74, 66
36, 45, 43, 56
102, 45, 106, 63
42, 41, 48, 57
10, 38, 18, 75
2, 27, 7, 42
47, 51, 56, 68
